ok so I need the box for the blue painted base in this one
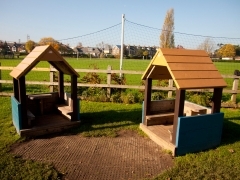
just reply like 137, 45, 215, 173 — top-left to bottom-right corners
176, 113, 224, 155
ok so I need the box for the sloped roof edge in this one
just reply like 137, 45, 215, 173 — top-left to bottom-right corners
10, 45, 79, 79
142, 48, 227, 89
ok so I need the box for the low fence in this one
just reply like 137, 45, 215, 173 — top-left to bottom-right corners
0, 64, 240, 103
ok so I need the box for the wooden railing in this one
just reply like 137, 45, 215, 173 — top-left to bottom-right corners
0, 64, 240, 103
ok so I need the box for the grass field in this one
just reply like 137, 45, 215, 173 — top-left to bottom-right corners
1, 96, 240, 179
1, 57, 240, 99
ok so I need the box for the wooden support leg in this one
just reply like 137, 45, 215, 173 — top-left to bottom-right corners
172, 89, 185, 145
143, 78, 152, 125
212, 88, 223, 113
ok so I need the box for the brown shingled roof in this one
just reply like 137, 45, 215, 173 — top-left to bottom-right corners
142, 48, 227, 89
10, 45, 79, 79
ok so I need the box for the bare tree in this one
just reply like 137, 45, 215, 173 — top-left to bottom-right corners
77, 42, 83, 47
197, 38, 215, 55
160, 8, 175, 48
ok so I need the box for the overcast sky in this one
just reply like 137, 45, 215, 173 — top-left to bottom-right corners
1, 0, 239, 46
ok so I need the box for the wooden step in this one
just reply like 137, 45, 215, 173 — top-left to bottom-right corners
146, 112, 174, 126
57, 104, 72, 120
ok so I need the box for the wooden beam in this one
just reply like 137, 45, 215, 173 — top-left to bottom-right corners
18, 76, 28, 129
143, 78, 152, 125
212, 88, 223, 113
71, 75, 78, 121
58, 71, 64, 103
13, 78, 19, 101
172, 89, 185, 145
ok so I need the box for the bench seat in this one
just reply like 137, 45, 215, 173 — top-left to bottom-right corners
146, 112, 174, 126
57, 104, 72, 120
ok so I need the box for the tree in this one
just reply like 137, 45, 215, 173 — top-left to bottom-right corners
25, 40, 36, 53
143, 50, 149, 59
160, 8, 175, 48
100, 52, 105, 58
234, 45, 240, 56
136, 46, 144, 57
197, 38, 215, 55
39, 37, 59, 51
217, 44, 236, 58
77, 42, 83, 48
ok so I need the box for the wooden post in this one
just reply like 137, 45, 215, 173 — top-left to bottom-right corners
107, 65, 112, 99
13, 78, 19, 100
143, 78, 152, 125
58, 71, 64, 103
231, 76, 239, 103
18, 76, 28, 129
49, 65, 54, 92
71, 75, 78, 121
172, 89, 185, 145
168, 79, 173, 98
212, 88, 223, 113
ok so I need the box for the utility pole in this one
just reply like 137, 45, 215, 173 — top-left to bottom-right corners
120, 14, 125, 77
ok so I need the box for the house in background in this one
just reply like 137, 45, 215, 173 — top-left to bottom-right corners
112, 45, 121, 56
104, 44, 112, 54
74, 47, 102, 57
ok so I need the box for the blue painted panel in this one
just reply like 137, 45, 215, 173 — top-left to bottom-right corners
176, 113, 224, 155
11, 96, 22, 133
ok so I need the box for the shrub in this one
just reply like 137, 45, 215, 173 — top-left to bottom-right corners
186, 91, 212, 107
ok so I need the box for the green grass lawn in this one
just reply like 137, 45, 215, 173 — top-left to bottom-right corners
0, 97, 60, 179
1, 96, 240, 179
1, 57, 240, 86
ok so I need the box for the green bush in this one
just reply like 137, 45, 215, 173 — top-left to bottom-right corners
186, 91, 212, 107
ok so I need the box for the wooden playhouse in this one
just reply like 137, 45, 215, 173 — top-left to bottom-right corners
140, 48, 227, 156
10, 45, 80, 137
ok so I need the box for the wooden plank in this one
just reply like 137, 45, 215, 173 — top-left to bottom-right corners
176, 113, 223, 155
58, 71, 64, 103
14, 63, 32, 71
149, 99, 175, 113
148, 66, 172, 80
13, 78, 19, 100
212, 88, 223, 113
172, 70, 222, 79
18, 77, 28, 129
143, 78, 152, 125
168, 63, 218, 71
25, 51, 44, 58
20, 57, 36, 64
139, 123, 176, 155
176, 79, 227, 89
146, 112, 174, 126
165, 55, 212, 63
172, 89, 185, 145
10, 68, 23, 79
32, 45, 49, 52
148, 125, 171, 140
71, 75, 78, 121
40, 52, 63, 61
161, 48, 208, 57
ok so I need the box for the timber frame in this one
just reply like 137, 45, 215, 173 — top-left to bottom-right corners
141, 48, 227, 155
10, 45, 80, 136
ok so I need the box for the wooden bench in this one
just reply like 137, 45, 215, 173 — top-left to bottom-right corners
56, 93, 72, 120
145, 99, 175, 126
184, 101, 207, 116
146, 112, 174, 126
57, 104, 72, 119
